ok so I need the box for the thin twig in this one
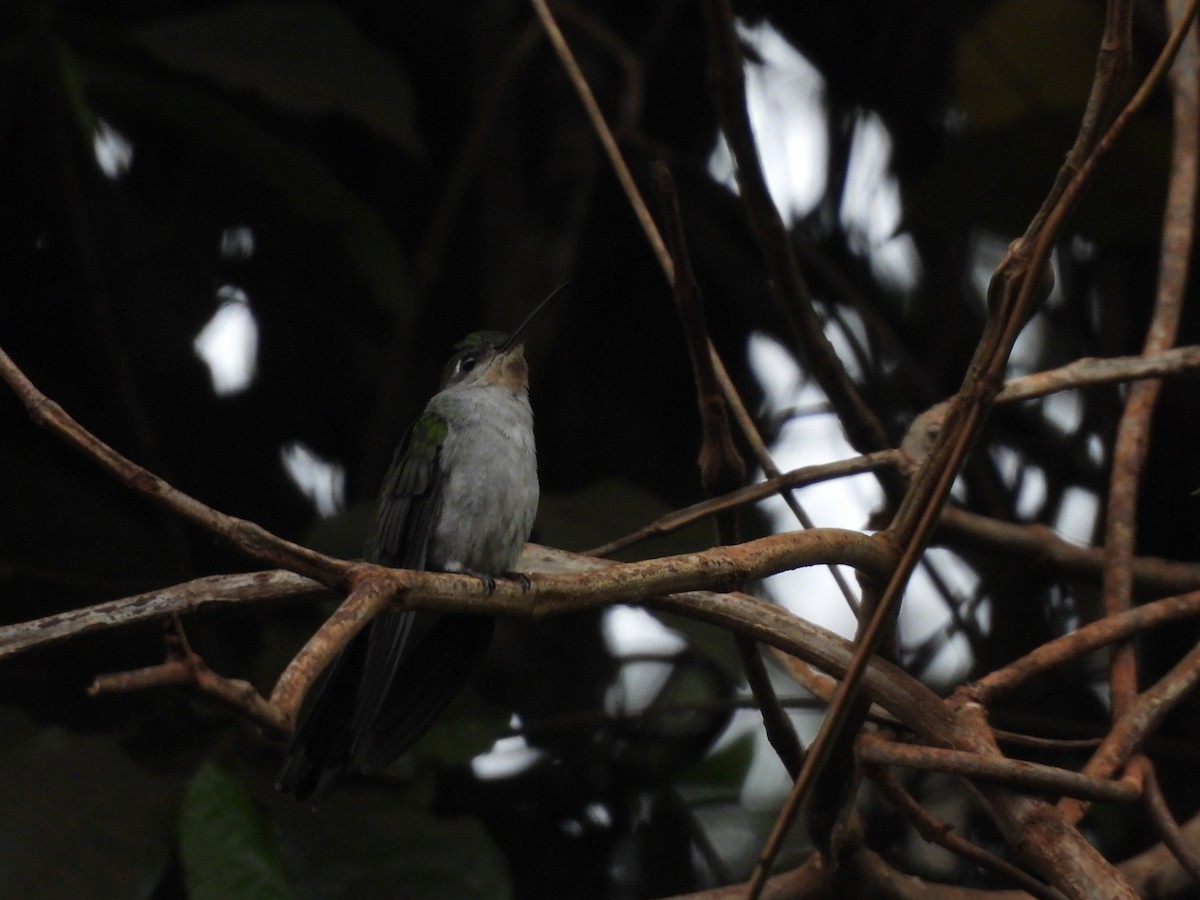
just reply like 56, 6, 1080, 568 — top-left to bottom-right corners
0, 570, 326, 660
0, 346, 350, 587
1061, 627, 1200, 824
1102, 0, 1199, 726
939, 506, 1200, 593
966, 590, 1200, 705
587, 451, 899, 557
651, 159, 804, 778
714, 342, 865, 617
699, 0, 892, 460
530, 0, 670, 278
997, 345, 1200, 403
589, 342, 1200, 559
534, 0, 875, 785
531, 0, 872, 624
867, 760, 1066, 900
748, 0, 1194, 891
90, 632, 290, 736
859, 735, 1139, 804
1132, 755, 1200, 886
412, 3, 643, 296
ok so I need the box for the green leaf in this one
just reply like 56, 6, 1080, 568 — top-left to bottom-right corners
49, 35, 99, 142
273, 785, 512, 900
133, 0, 424, 159
180, 761, 295, 900
0, 709, 184, 900
954, 0, 1101, 129
679, 732, 756, 794
413, 688, 510, 767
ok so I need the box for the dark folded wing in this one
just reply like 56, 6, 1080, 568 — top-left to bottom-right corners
275, 626, 368, 802
356, 612, 494, 773
372, 411, 446, 569
350, 411, 447, 752
278, 411, 447, 802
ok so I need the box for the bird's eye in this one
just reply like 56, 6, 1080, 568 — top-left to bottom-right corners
459, 355, 477, 374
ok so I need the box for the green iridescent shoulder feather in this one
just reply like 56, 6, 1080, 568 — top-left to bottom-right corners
384, 411, 446, 499
370, 410, 447, 566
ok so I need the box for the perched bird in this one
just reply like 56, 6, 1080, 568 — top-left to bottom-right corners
278, 287, 562, 802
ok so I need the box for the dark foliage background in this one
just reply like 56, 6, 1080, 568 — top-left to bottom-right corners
0, 1, 1198, 897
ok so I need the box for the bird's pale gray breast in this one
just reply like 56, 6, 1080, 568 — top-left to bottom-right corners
426, 385, 538, 575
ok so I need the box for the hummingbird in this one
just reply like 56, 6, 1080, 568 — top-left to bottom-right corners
277, 285, 564, 803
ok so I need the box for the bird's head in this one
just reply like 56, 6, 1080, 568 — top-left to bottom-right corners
438, 283, 570, 392
440, 331, 527, 392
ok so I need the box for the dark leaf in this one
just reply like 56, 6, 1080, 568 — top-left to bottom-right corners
134, 1, 424, 159
0, 709, 184, 900
273, 785, 512, 900
180, 761, 295, 900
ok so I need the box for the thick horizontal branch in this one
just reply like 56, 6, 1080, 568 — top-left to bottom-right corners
0, 532, 897, 726
0, 570, 328, 660
0, 529, 890, 671
267, 532, 894, 721
0, 546, 1140, 889
0, 538, 938, 739
529, 529, 893, 609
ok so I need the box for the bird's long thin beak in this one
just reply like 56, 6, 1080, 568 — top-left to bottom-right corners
497, 282, 570, 352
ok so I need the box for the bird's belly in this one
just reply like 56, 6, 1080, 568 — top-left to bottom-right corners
428, 422, 537, 575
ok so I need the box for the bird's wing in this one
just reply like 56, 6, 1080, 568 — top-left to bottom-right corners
372, 410, 447, 569
349, 410, 449, 751
355, 612, 493, 773
278, 411, 448, 802
275, 626, 369, 802
352, 409, 497, 771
